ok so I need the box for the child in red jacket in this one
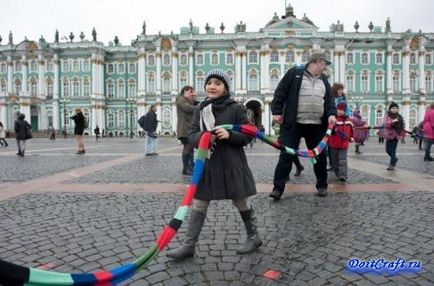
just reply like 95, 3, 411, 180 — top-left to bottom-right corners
328, 101, 354, 182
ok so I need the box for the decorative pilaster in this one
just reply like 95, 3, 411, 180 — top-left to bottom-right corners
386, 48, 393, 101
171, 46, 178, 95
333, 51, 339, 82
241, 51, 247, 94
7, 56, 13, 95
188, 45, 194, 86
339, 51, 345, 83
21, 55, 28, 97
156, 48, 162, 95
279, 51, 285, 80
137, 47, 146, 97
235, 51, 242, 93
418, 51, 426, 95
38, 54, 45, 98
52, 54, 60, 130
260, 46, 270, 94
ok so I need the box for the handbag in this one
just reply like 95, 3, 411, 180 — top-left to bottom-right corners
25, 126, 33, 140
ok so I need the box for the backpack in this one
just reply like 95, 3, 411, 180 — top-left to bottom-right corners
138, 115, 146, 129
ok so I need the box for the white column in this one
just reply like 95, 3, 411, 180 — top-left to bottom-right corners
418, 101, 426, 123
53, 54, 60, 130
156, 48, 161, 95
235, 51, 242, 93
188, 46, 194, 86
7, 56, 13, 95
0, 103, 6, 127
263, 99, 271, 135
279, 51, 285, 80
156, 98, 162, 133
137, 48, 146, 97
21, 55, 28, 96
418, 51, 426, 95
260, 49, 268, 93
172, 97, 177, 133
171, 47, 178, 95
241, 52, 247, 93
38, 55, 45, 98
386, 49, 393, 100
264, 51, 270, 92
402, 50, 411, 95
333, 51, 339, 82
339, 51, 345, 83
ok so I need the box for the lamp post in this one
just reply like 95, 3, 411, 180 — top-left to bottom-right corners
127, 96, 135, 138
60, 98, 70, 138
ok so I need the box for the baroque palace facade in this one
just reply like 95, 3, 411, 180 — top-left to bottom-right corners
0, 4, 433, 136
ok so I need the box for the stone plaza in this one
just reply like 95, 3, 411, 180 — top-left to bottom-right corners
0, 136, 433, 285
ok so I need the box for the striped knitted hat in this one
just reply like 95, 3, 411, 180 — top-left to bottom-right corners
204, 69, 231, 92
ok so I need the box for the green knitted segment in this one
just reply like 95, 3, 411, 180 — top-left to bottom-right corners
29, 268, 73, 285
174, 206, 189, 221
134, 244, 159, 270
196, 148, 208, 160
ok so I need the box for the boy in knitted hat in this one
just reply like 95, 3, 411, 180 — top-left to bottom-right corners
382, 102, 405, 170
328, 101, 354, 182
167, 69, 262, 260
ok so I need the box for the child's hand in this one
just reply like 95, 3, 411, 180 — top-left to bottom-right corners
350, 137, 355, 143
214, 128, 230, 140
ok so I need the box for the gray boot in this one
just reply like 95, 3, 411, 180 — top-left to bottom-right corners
237, 208, 263, 254
167, 209, 206, 260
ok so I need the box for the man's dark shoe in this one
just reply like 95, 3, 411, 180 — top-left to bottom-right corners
338, 177, 346, 182
269, 188, 282, 200
182, 165, 193, 175
317, 188, 328, 197
294, 165, 304, 177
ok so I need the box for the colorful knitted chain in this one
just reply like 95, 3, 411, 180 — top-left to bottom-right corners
0, 125, 332, 286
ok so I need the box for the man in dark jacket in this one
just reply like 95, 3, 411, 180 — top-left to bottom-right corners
176, 85, 198, 175
14, 113, 32, 157
270, 52, 336, 199
142, 104, 159, 155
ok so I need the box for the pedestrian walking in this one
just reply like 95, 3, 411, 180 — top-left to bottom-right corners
383, 102, 405, 170
139, 105, 159, 156
176, 85, 198, 175
71, 108, 86, 154
269, 52, 336, 199
377, 125, 385, 144
94, 125, 101, 142
167, 69, 262, 260
0, 122, 8, 147
352, 110, 368, 154
328, 101, 354, 182
49, 125, 56, 140
422, 102, 434, 161
14, 113, 32, 157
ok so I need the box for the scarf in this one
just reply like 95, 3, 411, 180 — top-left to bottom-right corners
199, 94, 231, 132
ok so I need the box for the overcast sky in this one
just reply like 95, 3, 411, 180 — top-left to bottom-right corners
1, 0, 433, 45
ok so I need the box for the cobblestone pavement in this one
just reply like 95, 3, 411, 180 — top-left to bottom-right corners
0, 137, 433, 285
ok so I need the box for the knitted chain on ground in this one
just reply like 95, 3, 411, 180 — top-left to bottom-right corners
0, 124, 333, 286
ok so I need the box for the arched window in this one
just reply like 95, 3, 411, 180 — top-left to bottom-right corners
393, 71, 400, 93
302, 51, 310, 62
118, 79, 125, 98
426, 71, 432, 93
361, 52, 369, 64
62, 78, 69, 97
248, 70, 258, 91
107, 110, 114, 128
196, 71, 204, 91
148, 72, 155, 92
180, 54, 187, 66
73, 61, 79, 72
107, 64, 114, 73
64, 109, 71, 127
131, 110, 137, 128
128, 63, 136, 73
30, 78, 38, 96
346, 53, 354, 64
409, 108, 417, 128
83, 109, 90, 128
375, 108, 384, 126
128, 79, 136, 97
376, 72, 384, 93
47, 62, 53, 72
83, 77, 90, 97
0, 79, 7, 94
162, 72, 171, 92
410, 72, 417, 92
15, 62, 22, 72
162, 106, 172, 129
270, 69, 280, 91
83, 61, 90, 72
392, 53, 400, 64
179, 72, 188, 89
107, 80, 114, 98
226, 53, 233, 65
30, 61, 37, 72
286, 51, 295, 63
196, 54, 204, 65
118, 110, 125, 128
426, 54, 432, 65
410, 53, 416, 65
72, 78, 80, 97
376, 53, 383, 64
148, 55, 155, 66
361, 71, 369, 93
118, 63, 125, 73
346, 71, 354, 92
63, 61, 68, 72
361, 105, 369, 124
163, 54, 170, 65
270, 51, 279, 63
211, 53, 219, 65
0, 63, 6, 73
249, 51, 258, 63
46, 78, 53, 98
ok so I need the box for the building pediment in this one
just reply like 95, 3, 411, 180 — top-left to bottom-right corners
263, 16, 318, 34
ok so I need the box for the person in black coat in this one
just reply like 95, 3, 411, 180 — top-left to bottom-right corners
167, 69, 262, 260
142, 104, 159, 155
70, 108, 86, 154
14, 113, 32, 157
270, 52, 336, 199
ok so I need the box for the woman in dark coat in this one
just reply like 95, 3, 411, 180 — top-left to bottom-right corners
167, 69, 262, 260
14, 113, 32, 157
71, 108, 86, 154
